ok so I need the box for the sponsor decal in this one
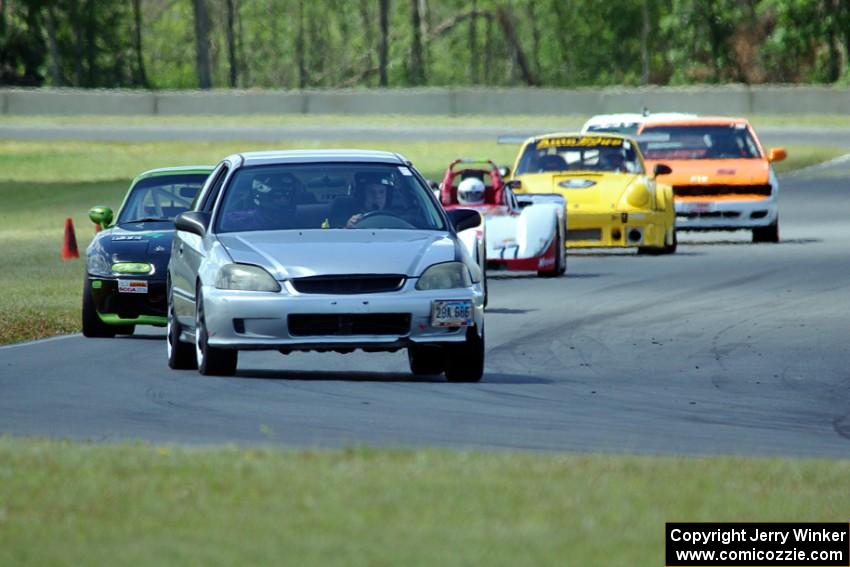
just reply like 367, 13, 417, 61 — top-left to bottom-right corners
690, 175, 709, 183
398, 166, 413, 176
112, 235, 145, 241
537, 136, 623, 149
117, 279, 148, 294
559, 178, 597, 189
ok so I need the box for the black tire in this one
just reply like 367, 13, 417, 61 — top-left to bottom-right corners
537, 232, 564, 278
444, 326, 485, 383
638, 229, 676, 255
408, 345, 446, 376
195, 287, 238, 376
167, 282, 197, 370
81, 278, 116, 338
752, 221, 779, 243
114, 324, 135, 336
557, 230, 567, 275
660, 228, 678, 255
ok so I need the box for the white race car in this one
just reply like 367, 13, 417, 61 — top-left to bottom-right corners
439, 159, 566, 278
581, 111, 696, 136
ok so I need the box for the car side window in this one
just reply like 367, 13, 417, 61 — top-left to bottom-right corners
197, 164, 230, 212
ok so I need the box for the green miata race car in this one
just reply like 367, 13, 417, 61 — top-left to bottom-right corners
82, 166, 214, 338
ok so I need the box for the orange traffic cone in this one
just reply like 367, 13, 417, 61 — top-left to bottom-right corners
61, 218, 79, 260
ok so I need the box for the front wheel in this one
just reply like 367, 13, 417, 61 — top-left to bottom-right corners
752, 221, 779, 243
638, 229, 676, 255
444, 327, 485, 383
660, 228, 678, 254
82, 278, 115, 338
537, 232, 564, 278
408, 345, 446, 376
195, 287, 238, 376
167, 282, 197, 370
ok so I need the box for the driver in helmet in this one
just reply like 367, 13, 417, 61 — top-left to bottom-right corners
225, 173, 298, 231
345, 179, 390, 228
457, 176, 486, 206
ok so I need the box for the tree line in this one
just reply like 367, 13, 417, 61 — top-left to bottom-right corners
2, 0, 849, 89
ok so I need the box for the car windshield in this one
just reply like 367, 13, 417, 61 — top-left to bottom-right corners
639, 124, 762, 160
515, 135, 644, 175
216, 163, 446, 233
117, 174, 207, 224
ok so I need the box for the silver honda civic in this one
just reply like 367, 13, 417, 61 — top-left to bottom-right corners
167, 150, 485, 381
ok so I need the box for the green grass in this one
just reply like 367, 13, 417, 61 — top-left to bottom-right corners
0, 140, 842, 344
0, 437, 847, 566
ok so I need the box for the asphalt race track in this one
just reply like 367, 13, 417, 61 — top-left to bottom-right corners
2, 157, 849, 458
2, 123, 850, 147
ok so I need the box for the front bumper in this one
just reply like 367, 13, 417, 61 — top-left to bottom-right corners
88, 277, 167, 325
565, 210, 671, 248
200, 281, 485, 351
675, 196, 777, 230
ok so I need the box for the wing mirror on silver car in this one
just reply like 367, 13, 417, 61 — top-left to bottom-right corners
174, 211, 211, 237
447, 208, 482, 232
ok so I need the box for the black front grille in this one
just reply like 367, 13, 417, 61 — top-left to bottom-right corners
291, 274, 405, 294
673, 184, 772, 197
567, 229, 602, 241
288, 313, 411, 336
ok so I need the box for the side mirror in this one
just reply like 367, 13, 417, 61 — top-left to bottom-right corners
88, 206, 113, 228
507, 179, 522, 190
447, 208, 482, 232
174, 211, 210, 237
498, 166, 511, 178
768, 147, 787, 163
653, 163, 672, 177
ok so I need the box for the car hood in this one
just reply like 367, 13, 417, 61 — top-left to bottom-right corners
217, 229, 458, 279
86, 224, 175, 279
644, 158, 770, 186
516, 171, 639, 209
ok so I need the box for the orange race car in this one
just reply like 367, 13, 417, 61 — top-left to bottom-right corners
637, 117, 786, 242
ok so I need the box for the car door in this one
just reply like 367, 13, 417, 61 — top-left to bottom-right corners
171, 162, 230, 324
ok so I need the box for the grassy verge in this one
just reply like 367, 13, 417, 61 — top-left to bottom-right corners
0, 437, 847, 566
0, 141, 842, 345
5, 112, 850, 129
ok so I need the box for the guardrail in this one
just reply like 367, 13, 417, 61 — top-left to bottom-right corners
2, 85, 849, 115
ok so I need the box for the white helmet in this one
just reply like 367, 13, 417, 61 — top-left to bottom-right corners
457, 177, 486, 205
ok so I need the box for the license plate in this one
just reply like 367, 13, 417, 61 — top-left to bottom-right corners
431, 300, 473, 327
117, 279, 148, 294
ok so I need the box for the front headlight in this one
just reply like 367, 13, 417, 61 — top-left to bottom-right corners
624, 183, 650, 208
415, 262, 472, 290
216, 263, 281, 292
86, 254, 112, 277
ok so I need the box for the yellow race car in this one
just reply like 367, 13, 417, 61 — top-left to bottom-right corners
506, 133, 677, 254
